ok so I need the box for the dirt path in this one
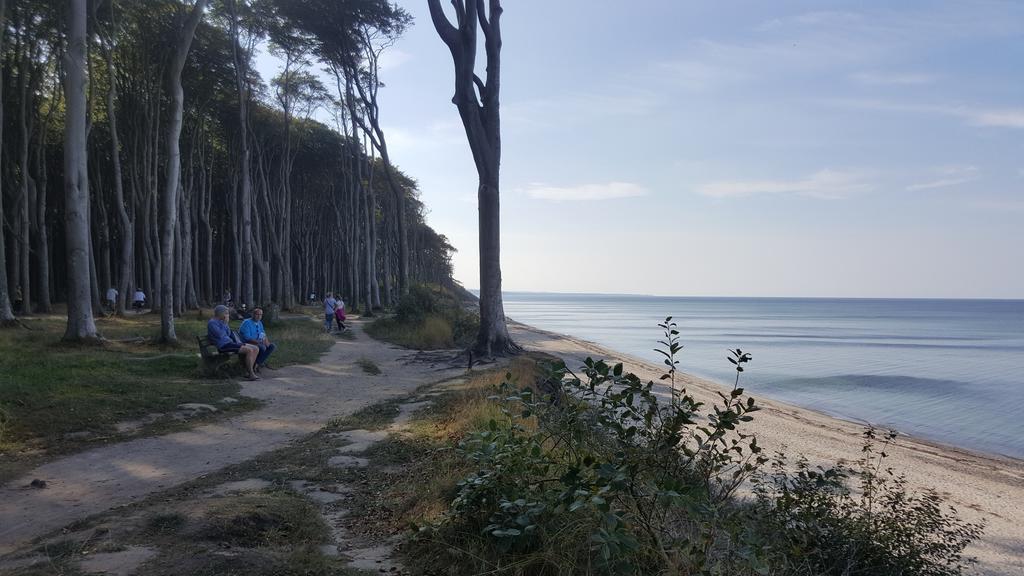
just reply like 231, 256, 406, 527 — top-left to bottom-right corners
0, 320, 465, 557
510, 322, 1024, 576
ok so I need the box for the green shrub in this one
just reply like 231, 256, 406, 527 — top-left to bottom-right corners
367, 283, 479, 349
408, 318, 983, 576
751, 429, 984, 575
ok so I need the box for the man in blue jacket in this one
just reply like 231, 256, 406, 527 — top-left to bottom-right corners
240, 307, 276, 372
207, 305, 260, 380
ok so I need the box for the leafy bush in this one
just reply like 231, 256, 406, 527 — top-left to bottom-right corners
415, 318, 767, 573
408, 318, 983, 576
367, 283, 479, 349
751, 429, 984, 575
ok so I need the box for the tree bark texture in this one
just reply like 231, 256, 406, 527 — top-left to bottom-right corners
62, 0, 99, 341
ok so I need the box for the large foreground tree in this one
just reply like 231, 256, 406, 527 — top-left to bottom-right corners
428, 0, 515, 356
62, 0, 99, 341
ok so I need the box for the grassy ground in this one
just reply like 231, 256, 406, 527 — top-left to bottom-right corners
0, 309, 334, 481
363, 284, 478, 350
1, 358, 533, 576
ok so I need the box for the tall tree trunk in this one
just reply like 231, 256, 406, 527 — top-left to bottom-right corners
227, 0, 253, 307
33, 120, 51, 313
17, 51, 33, 315
0, 0, 14, 323
429, 0, 515, 356
63, 0, 99, 341
104, 43, 131, 315
159, 0, 206, 343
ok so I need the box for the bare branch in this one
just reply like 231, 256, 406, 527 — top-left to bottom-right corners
473, 74, 486, 101
476, 0, 490, 37
427, 0, 459, 48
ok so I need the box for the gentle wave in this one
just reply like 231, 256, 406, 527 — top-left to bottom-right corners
502, 292, 1024, 460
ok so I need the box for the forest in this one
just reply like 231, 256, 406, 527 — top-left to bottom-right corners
0, 0, 460, 342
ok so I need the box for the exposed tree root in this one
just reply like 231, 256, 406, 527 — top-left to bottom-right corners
0, 318, 34, 330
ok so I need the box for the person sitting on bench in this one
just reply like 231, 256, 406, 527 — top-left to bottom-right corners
207, 304, 259, 381
239, 307, 276, 372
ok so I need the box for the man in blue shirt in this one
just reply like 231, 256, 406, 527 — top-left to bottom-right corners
239, 307, 276, 371
207, 304, 260, 380
324, 292, 338, 332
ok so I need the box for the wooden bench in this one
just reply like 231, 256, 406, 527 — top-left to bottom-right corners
196, 335, 239, 376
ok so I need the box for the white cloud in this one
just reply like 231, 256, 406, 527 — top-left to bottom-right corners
850, 71, 935, 86
906, 165, 979, 191
378, 49, 412, 71
833, 99, 1024, 129
969, 109, 1024, 128
906, 178, 972, 191
652, 59, 749, 92
696, 170, 871, 200
757, 11, 864, 31
523, 182, 649, 202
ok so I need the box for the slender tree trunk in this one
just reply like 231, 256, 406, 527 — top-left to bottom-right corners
0, 0, 14, 323
62, 0, 99, 341
34, 121, 51, 312
227, 0, 253, 307
17, 52, 32, 315
159, 0, 206, 343
104, 47, 132, 315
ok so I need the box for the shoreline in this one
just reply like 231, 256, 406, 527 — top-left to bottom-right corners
509, 319, 1023, 466
508, 320, 1024, 576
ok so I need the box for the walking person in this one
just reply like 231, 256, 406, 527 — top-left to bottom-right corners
323, 292, 338, 332
334, 297, 347, 332
105, 287, 119, 313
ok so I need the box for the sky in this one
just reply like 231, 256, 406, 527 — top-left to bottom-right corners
257, 0, 1024, 299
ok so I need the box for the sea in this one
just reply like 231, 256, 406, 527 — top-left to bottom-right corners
500, 292, 1024, 460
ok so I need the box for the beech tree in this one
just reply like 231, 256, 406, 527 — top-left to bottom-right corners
159, 0, 207, 343
1, 0, 459, 334
428, 0, 515, 356
62, 0, 99, 341
0, 0, 14, 324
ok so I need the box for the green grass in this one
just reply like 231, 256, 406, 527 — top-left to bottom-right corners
363, 283, 479, 350
365, 313, 462, 349
0, 312, 333, 478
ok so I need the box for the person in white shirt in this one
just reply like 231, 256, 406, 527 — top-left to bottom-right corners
132, 289, 146, 312
105, 287, 118, 311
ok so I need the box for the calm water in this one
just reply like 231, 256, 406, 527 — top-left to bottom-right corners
501, 293, 1024, 460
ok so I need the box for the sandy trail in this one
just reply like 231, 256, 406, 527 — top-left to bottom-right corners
511, 322, 1024, 576
0, 320, 465, 556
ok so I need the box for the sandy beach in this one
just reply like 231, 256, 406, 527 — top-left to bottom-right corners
510, 321, 1024, 576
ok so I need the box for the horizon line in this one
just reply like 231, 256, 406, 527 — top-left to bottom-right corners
463, 288, 1024, 302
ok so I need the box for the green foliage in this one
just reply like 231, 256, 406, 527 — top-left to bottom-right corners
751, 429, 984, 575
409, 318, 982, 575
366, 284, 479, 350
